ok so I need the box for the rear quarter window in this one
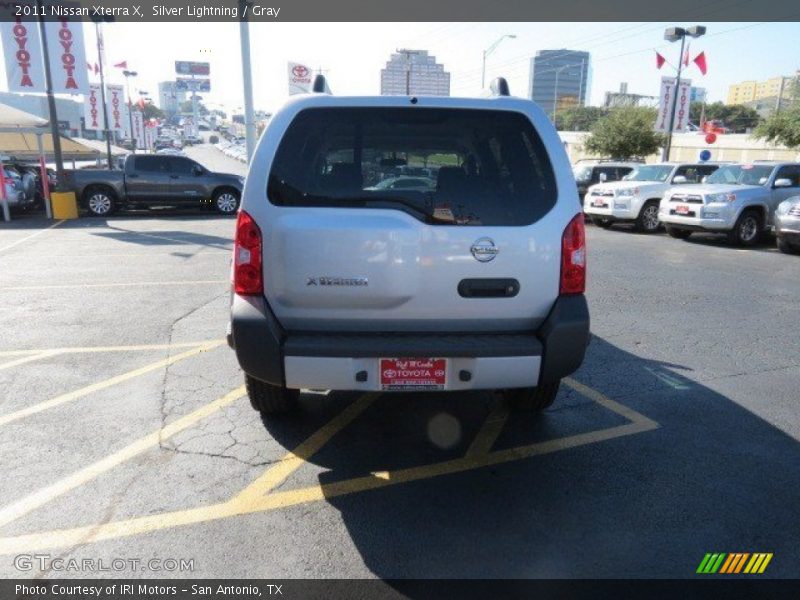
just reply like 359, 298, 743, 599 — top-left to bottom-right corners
267, 107, 557, 226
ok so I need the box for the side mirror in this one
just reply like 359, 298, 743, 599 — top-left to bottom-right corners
598, 172, 608, 182
672, 175, 688, 184
701, 176, 708, 183
193, 165, 204, 176
774, 178, 792, 188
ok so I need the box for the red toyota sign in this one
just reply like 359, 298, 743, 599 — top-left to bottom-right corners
292, 65, 309, 78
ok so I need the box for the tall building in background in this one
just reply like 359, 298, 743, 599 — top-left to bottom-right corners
158, 81, 187, 117
380, 50, 450, 96
727, 73, 797, 113
529, 49, 591, 119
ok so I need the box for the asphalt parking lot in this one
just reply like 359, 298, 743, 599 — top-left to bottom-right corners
1, 150, 799, 580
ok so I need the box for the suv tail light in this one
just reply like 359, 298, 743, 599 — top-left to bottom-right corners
560, 213, 586, 295
233, 210, 263, 295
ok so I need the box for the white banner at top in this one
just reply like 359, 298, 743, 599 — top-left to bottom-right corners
656, 76, 692, 133
1, 16, 46, 93
288, 62, 313, 95
44, 16, 89, 95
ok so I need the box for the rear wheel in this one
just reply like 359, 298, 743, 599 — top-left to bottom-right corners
245, 375, 299, 415
503, 381, 560, 413
84, 187, 116, 217
666, 225, 692, 239
213, 189, 240, 215
635, 200, 661, 233
727, 210, 762, 246
592, 216, 613, 229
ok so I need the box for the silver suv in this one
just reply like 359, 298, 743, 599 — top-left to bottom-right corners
228, 78, 590, 416
659, 162, 800, 245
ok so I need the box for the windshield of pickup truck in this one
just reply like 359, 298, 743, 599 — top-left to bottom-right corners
705, 164, 774, 186
622, 165, 673, 182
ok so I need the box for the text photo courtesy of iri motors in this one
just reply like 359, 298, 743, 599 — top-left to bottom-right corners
0, 1, 799, 599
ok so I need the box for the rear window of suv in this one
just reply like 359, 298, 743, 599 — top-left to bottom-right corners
267, 107, 557, 226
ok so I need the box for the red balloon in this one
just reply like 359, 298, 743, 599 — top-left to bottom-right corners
705, 133, 717, 144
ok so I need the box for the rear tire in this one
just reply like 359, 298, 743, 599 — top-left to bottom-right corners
84, 187, 116, 217
635, 200, 661, 233
592, 216, 613, 229
666, 225, 692, 239
245, 375, 299, 415
727, 210, 762, 246
503, 381, 560, 413
213, 189, 240, 215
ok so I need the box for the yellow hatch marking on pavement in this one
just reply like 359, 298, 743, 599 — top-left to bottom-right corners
0, 351, 61, 371
233, 393, 381, 505
465, 397, 510, 457
0, 386, 246, 529
0, 340, 225, 358
0, 220, 64, 254
0, 341, 224, 427
1, 280, 228, 291
0, 382, 658, 554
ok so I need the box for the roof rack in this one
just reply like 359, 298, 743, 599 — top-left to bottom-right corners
312, 74, 330, 94
489, 77, 510, 97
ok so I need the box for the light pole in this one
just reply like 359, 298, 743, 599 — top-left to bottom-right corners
481, 34, 516, 89
122, 69, 138, 153
91, 17, 114, 170
662, 25, 706, 161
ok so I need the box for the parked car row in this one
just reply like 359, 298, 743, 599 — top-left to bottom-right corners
214, 139, 248, 163
582, 160, 800, 254
0, 162, 56, 212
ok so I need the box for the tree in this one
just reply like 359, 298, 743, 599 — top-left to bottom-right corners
583, 107, 665, 159
688, 101, 761, 133
754, 76, 800, 149
141, 102, 164, 121
555, 106, 609, 132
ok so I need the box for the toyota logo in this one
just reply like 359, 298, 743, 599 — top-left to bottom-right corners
471, 238, 498, 262
292, 65, 309, 78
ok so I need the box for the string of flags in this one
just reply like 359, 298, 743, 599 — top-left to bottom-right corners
655, 49, 707, 75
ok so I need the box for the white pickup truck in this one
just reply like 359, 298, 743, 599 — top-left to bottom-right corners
583, 162, 721, 233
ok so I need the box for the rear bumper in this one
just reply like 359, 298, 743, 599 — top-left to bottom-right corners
229, 294, 589, 391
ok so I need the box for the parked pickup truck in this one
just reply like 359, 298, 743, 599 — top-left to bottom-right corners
659, 162, 800, 246
63, 154, 245, 216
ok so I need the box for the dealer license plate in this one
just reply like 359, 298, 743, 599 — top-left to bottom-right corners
380, 358, 447, 391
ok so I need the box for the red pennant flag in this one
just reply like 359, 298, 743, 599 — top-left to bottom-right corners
683, 42, 691, 67
86, 61, 92, 70
655, 51, 666, 69
113, 61, 128, 69
137, 97, 146, 110
94, 63, 100, 74
693, 51, 708, 75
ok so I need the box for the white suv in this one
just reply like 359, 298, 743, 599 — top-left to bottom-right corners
228, 78, 590, 416
583, 162, 721, 233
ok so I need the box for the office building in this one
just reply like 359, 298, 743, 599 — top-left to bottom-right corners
380, 50, 450, 96
727, 74, 797, 110
529, 49, 591, 119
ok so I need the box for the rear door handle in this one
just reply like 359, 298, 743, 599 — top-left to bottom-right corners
458, 278, 520, 298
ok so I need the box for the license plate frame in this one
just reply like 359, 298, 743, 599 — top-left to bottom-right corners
379, 358, 447, 391
676, 205, 691, 215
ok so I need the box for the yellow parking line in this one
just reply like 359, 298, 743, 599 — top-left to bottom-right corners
233, 393, 381, 504
0, 392, 381, 553
465, 398, 509, 457
0, 341, 224, 427
1, 280, 228, 291
564, 376, 660, 428
0, 386, 246, 529
0, 220, 64, 254
0, 340, 225, 358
